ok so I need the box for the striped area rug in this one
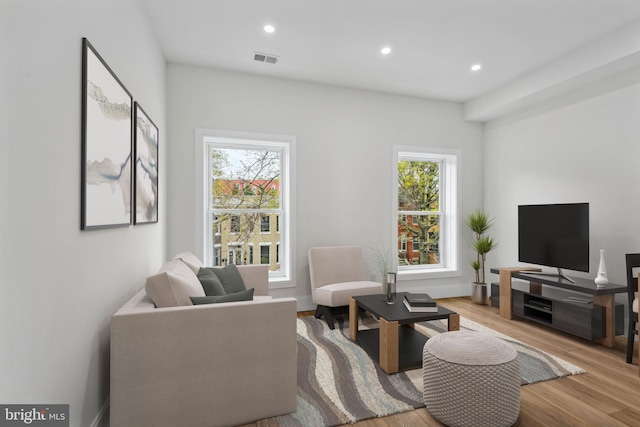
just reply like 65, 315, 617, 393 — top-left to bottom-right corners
257, 316, 424, 427
257, 314, 585, 427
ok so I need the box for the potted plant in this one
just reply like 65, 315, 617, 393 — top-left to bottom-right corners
465, 210, 497, 304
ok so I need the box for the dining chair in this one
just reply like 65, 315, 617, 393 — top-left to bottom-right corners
625, 253, 640, 363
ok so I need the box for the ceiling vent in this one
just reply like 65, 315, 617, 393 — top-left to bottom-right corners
253, 52, 279, 64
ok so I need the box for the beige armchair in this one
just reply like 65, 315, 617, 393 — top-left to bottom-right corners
308, 245, 382, 329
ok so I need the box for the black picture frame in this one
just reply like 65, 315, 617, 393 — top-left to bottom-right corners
81, 38, 133, 230
133, 102, 159, 224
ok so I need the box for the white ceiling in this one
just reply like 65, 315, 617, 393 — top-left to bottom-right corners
142, 0, 640, 119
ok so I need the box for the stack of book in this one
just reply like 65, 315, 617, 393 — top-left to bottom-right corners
403, 293, 437, 312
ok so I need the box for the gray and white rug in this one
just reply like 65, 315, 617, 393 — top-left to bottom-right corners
257, 315, 585, 427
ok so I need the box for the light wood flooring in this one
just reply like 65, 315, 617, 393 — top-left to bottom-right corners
256, 297, 640, 426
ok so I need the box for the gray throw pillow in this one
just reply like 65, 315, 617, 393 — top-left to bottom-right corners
197, 268, 226, 296
208, 264, 247, 294
190, 288, 254, 305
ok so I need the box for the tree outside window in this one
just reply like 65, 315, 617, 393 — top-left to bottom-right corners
395, 147, 459, 277
208, 146, 282, 271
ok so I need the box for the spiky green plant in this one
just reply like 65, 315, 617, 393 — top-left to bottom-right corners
465, 210, 498, 284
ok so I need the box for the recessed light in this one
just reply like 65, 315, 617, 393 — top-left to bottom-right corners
264, 24, 275, 34
381, 46, 391, 55
471, 63, 482, 72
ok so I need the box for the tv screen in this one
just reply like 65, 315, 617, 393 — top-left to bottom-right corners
518, 203, 590, 273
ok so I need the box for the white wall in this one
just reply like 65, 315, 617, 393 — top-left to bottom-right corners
484, 81, 640, 292
0, 1, 166, 426
167, 64, 484, 309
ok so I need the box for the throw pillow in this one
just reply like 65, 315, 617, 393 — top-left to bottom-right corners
173, 251, 204, 274
208, 264, 247, 294
196, 268, 226, 296
190, 288, 254, 305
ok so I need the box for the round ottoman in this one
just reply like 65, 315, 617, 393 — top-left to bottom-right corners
422, 330, 520, 427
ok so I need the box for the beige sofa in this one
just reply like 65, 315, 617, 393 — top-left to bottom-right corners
110, 254, 297, 427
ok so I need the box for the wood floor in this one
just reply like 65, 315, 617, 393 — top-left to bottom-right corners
264, 297, 640, 426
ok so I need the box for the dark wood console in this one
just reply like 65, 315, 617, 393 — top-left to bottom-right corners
490, 281, 624, 340
490, 268, 627, 347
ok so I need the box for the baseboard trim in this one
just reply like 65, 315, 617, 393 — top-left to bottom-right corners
90, 398, 109, 427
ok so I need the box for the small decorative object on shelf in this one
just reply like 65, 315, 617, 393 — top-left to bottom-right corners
403, 293, 437, 312
386, 272, 397, 304
595, 248, 608, 288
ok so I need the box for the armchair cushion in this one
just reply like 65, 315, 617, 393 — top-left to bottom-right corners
633, 297, 638, 313
190, 288, 254, 305
197, 268, 226, 296
209, 264, 247, 294
313, 280, 382, 306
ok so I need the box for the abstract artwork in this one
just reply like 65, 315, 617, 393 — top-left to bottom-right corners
133, 102, 158, 224
81, 38, 132, 230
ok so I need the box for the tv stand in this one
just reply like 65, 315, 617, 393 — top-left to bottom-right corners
518, 267, 575, 283
491, 267, 627, 347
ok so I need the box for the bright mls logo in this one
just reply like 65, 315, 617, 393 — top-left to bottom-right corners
0, 405, 68, 426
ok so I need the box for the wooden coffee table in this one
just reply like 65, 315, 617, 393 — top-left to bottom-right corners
349, 292, 460, 374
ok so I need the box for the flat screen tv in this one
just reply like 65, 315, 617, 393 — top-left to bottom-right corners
518, 203, 589, 281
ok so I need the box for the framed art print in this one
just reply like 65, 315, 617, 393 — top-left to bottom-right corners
81, 38, 133, 230
133, 102, 158, 224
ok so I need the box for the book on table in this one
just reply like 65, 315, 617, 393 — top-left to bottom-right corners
403, 293, 437, 312
404, 293, 436, 306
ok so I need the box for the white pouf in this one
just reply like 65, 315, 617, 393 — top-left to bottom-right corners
422, 330, 521, 427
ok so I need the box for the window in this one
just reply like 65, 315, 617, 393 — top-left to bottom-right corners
260, 215, 270, 233
196, 129, 295, 286
230, 215, 240, 234
260, 244, 271, 265
393, 146, 459, 278
213, 245, 221, 266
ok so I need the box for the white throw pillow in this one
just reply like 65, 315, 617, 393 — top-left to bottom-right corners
173, 251, 204, 274
145, 259, 205, 307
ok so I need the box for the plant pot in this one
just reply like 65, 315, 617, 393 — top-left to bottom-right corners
471, 282, 489, 305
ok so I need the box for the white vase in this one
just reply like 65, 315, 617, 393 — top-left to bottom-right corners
595, 248, 608, 288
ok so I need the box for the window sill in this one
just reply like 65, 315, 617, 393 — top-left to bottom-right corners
268, 276, 296, 289
398, 268, 460, 281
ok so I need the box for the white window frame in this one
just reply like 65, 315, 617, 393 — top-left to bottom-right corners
195, 129, 296, 288
392, 146, 460, 280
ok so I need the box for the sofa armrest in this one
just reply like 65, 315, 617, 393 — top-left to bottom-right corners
237, 264, 269, 296
110, 297, 297, 427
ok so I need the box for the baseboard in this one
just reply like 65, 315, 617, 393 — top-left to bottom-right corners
90, 398, 109, 427
295, 294, 314, 312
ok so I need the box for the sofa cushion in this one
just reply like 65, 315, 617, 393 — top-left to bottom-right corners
190, 288, 255, 305
208, 264, 247, 294
145, 259, 206, 307
173, 251, 204, 274
197, 268, 226, 296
